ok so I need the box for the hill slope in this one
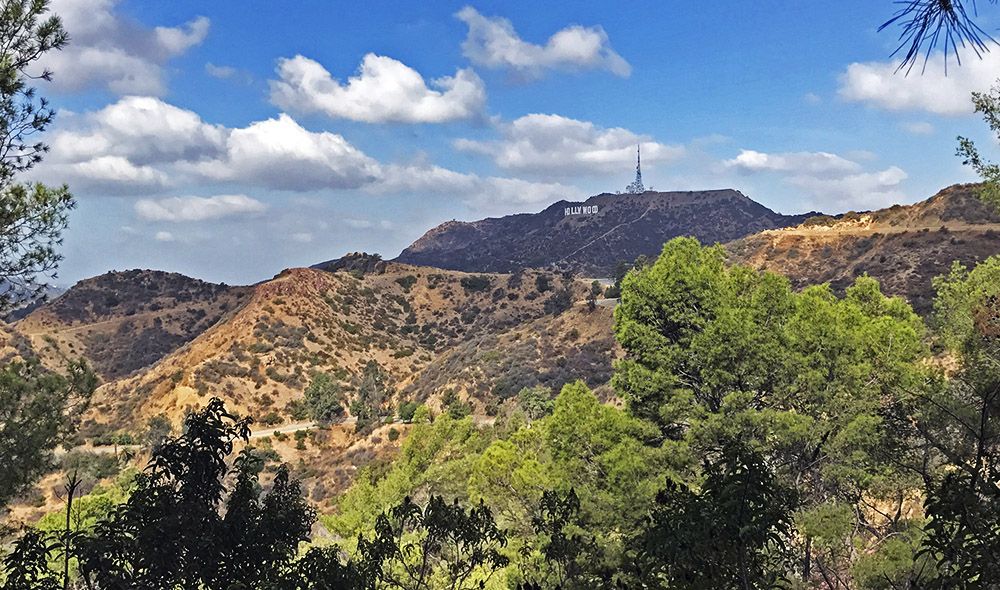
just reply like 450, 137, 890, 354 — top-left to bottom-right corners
14, 270, 251, 380
728, 184, 1000, 314
88, 264, 599, 427
395, 189, 815, 276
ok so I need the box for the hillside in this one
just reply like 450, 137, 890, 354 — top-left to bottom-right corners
395, 189, 816, 276
87, 263, 599, 429
728, 184, 1000, 314
13, 270, 251, 380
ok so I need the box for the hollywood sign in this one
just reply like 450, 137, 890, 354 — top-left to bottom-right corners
565, 205, 599, 216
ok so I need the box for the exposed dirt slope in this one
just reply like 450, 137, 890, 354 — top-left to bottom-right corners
728, 184, 1000, 314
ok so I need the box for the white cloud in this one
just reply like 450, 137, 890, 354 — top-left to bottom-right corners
50, 96, 227, 165
135, 195, 267, 222
68, 156, 169, 192
190, 114, 381, 191
726, 149, 908, 210
37, 97, 579, 213
838, 51, 1000, 116
726, 150, 861, 177
38, 98, 380, 193
790, 167, 908, 210
804, 92, 822, 105
900, 121, 935, 136
291, 232, 314, 243
154, 231, 175, 242
269, 54, 486, 123
456, 6, 630, 79
40, 0, 209, 96
455, 113, 682, 177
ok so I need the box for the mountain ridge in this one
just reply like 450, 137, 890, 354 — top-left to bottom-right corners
395, 189, 818, 275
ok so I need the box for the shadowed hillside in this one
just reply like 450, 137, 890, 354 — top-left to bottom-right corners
396, 189, 816, 276
14, 270, 252, 380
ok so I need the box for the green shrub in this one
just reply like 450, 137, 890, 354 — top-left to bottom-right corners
395, 275, 418, 292
460, 275, 492, 293
304, 373, 346, 424
259, 411, 282, 426
397, 400, 419, 422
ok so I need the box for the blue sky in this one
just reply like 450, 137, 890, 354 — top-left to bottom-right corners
29, 0, 1000, 284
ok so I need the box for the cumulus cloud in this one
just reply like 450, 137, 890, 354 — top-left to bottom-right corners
456, 6, 630, 79
40, 0, 209, 96
36, 96, 224, 192
455, 113, 682, 177
154, 231, 175, 242
50, 96, 227, 165
36, 97, 579, 213
269, 54, 486, 123
838, 51, 1000, 116
66, 156, 170, 194
38, 98, 380, 193
725, 149, 908, 210
192, 114, 381, 191
789, 167, 908, 209
135, 195, 267, 222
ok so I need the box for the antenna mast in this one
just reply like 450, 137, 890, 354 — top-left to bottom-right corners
625, 144, 645, 194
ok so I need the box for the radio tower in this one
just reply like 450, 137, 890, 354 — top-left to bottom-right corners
625, 144, 645, 194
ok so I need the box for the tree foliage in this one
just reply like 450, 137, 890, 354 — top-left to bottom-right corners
0, 360, 96, 509
957, 84, 1000, 208
357, 495, 509, 590
631, 443, 797, 590
613, 237, 930, 585
0, 0, 75, 311
912, 256, 1000, 587
353, 360, 393, 432
70, 398, 315, 589
305, 372, 346, 425
879, 0, 998, 73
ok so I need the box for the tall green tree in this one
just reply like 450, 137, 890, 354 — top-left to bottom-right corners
0, 0, 92, 515
70, 399, 315, 589
0, 360, 95, 509
304, 372, 346, 425
356, 495, 509, 590
353, 360, 392, 432
914, 257, 1000, 587
0, 0, 75, 311
613, 238, 928, 583
631, 443, 797, 590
